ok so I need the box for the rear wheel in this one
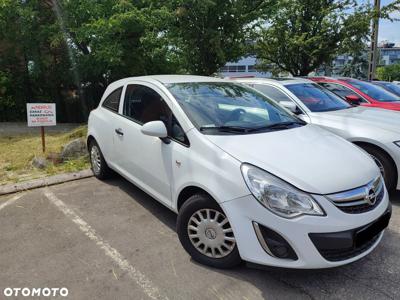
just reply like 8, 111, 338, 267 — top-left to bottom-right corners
360, 144, 397, 192
88, 140, 112, 179
177, 194, 242, 268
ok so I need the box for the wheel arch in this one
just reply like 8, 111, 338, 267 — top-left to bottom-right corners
352, 140, 398, 184
176, 185, 218, 212
87, 134, 96, 150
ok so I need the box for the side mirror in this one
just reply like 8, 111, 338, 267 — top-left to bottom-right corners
141, 121, 168, 138
281, 101, 302, 114
345, 94, 361, 106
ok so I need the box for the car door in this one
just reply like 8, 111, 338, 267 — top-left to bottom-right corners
112, 83, 187, 207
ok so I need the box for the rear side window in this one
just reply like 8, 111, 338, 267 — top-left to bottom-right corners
102, 87, 123, 112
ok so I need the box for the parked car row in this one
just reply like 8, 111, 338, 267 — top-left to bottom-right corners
88, 75, 397, 271
233, 77, 400, 192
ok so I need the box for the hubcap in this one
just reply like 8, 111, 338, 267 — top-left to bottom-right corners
370, 154, 385, 178
187, 208, 236, 258
90, 146, 101, 175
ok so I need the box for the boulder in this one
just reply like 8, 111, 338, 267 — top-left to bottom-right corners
60, 138, 87, 160
32, 157, 49, 169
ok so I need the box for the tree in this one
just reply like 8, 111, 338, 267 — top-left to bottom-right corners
0, 0, 183, 122
376, 64, 400, 81
167, 0, 274, 75
255, 0, 371, 76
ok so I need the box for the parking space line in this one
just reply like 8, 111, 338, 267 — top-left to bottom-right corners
0, 193, 25, 212
43, 189, 168, 300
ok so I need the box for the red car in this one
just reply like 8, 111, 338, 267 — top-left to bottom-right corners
309, 77, 400, 111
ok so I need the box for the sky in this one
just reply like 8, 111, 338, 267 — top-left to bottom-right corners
361, 0, 400, 43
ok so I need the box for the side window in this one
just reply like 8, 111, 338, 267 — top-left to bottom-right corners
123, 85, 170, 124
319, 83, 367, 103
123, 84, 190, 146
102, 87, 122, 112
254, 84, 294, 103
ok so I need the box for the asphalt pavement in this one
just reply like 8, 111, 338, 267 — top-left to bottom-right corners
1, 177, 399, 300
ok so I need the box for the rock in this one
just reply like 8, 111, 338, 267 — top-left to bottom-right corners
32, 157, 49, 169
60, 138, 87, 160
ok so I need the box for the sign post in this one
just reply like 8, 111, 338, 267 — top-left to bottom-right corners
27, 103, 56, 153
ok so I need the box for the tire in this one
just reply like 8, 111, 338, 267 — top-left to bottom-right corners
88, 139, 112, 180
360, 144, 397, 192
177, 194, 242, 268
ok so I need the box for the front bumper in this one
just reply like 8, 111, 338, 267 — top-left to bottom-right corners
221, 190, 390, 269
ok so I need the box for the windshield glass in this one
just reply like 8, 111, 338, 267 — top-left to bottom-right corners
349, 80, 400, 102
374, 82, 400, 97
165, 82, 303, 134
285, 83, 351, 112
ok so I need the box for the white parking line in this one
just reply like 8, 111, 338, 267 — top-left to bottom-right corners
44, 189, 168, 300
0, 193, 25, 212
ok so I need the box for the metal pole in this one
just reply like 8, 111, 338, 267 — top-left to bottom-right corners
368, 0, 381, 80
41, 126, 45, 153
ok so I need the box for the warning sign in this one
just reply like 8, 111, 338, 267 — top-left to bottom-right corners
27, 103, 56, 127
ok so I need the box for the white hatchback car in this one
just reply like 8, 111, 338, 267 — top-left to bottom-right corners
234, 78, 400, 192
88, 75, 391, 269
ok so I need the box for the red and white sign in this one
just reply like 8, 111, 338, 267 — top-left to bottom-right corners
27, 103, 56, 127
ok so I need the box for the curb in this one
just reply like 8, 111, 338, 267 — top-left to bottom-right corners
0, 169, 94, 196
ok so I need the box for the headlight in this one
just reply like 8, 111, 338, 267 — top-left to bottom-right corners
394, 141, 400, 148
241, 163, 325, 218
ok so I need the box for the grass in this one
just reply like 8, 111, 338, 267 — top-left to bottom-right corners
0, 125, 90, 185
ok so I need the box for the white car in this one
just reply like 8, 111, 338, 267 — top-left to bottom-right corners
88, 75, 391, 269
234, 78, 400, 192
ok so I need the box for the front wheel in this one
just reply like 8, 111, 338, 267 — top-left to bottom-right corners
360, 144, 397, 192
177, 194, 242, 268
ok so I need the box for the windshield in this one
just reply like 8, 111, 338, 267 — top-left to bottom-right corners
285, 83, 351, 112
165, 82, 304, 134
348, 80, 400, 102
374, 82, 400, 97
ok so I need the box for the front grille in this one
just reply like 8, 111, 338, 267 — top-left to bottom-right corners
318, 234, 380, 262
326, 177, 384, 214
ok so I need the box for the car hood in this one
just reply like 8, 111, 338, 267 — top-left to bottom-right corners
205, 125, 379, 195
366, 101, 400, 111
313, 106, 400, 134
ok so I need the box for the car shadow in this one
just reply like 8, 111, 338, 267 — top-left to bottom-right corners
102, 175, 399, 299
102, 174, 177, 231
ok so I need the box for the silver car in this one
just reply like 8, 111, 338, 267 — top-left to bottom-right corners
234, 78, 400, 192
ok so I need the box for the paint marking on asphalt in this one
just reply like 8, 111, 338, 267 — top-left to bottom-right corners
44, 189, 168, 300
0, 193, 25, 212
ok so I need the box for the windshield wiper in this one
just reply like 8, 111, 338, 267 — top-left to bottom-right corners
199, 126, 251, 133
248, 121, 305, 132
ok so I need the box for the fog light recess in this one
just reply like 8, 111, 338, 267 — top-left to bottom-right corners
253, 222, 298, 260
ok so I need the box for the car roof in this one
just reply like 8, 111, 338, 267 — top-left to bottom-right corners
232, 77, 313, 86
111, 75, 228, 86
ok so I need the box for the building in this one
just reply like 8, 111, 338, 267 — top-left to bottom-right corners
218, 57, 271, 78
220, 41, 400, 78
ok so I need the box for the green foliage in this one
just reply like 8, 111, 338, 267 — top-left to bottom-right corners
167, 0, 275, 75
0, 0, 182, 122
255, 0, 371, 76
376, 64, 400, 81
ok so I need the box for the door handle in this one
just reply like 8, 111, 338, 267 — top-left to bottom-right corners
115, 128, 124, 136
